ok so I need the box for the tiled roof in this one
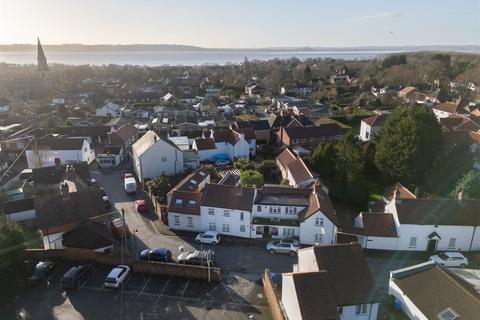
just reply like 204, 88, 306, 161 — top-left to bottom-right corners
344, 212, 398, 237
33, 138, 85, 151
112, 124, 138, 142
59, 126, 112, 138
362, 114, 388, 127
32, 162, 90, 186
35, 189, 106, 232
384, 182, 416, 202
174, 168, 210, 192
213, 129, 240, 145
287, 159, 314, 185
255, 184, 311, 206
4, 197, 35, 214
236, 119, 270, 131
310, 243, 376, 306
283, 123, 345, 139
62, 221, 115, 249
291, 271, 338, 320
392, 263, 480, 320
168, 190, 202, 215
276, 148, 296, 170
393, 198, 480, 226
201, 184, 255, 212
299, 190, 337, 225
399, 86, 416, 95
236, 127, 256, 141
194, 138, 216, 151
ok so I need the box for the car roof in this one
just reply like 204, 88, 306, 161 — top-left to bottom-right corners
136, 199, 146, 204
444, 252, 465, 257
151, 247, 169, 254
203, 231, 219, 235
108, 265, 127, 277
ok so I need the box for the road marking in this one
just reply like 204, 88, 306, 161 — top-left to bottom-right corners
180, 278, 190, 297
160, 276, 171, 295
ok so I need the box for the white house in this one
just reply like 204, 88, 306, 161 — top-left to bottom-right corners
342, 185, 480, 252
276, 148, 316, 188
95, 100, 122, 117
282, 243, 379, 320
251, 185, 338, 245
132, 131, 185, 180
388, 261, 480, 320
167, 168, 211, 232
4, 197, 36, 223
26, 138, 95, 169
200, 184, 255, 238
96, 145, 123, 168
359, 113, 388, 142
192, 128, 253, 162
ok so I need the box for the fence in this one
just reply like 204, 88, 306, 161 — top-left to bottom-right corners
25, 248, 221, 282
262, 269, 285, 320
147, 186, 168, 223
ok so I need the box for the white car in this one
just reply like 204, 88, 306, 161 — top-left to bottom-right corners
104, 265, 130, 288
195, 231, 221, 245
429, 252, 469, 268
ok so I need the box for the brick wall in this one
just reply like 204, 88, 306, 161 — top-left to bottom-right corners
262, 269, 285, 320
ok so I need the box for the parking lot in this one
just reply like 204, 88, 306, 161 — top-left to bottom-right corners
0, 260, 270, 320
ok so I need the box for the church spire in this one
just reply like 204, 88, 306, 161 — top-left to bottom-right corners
37, 37, 49, 72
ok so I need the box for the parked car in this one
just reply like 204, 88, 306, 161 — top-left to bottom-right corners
27, 261, 57, 285
124, 176, 137, 194
139, 248, 172, 262
214, 159, 230, 167
124, 173, 133, 179
135, 199, 148, 213
429, 252, 469, 268
278, 238, 299, 246
266, 240, 299, 256
61, 264, 95, 289
195, 231, 221, 245
177, 250, 215, 266
103, 196, 111, 209
104, 265, 130, 288
111, 218, 130, 239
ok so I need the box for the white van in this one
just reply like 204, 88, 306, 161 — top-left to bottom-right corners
124, 177, 137, 194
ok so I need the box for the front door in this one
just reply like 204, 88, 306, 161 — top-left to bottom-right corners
427, 239, 437, 253
263, 226, 269, 239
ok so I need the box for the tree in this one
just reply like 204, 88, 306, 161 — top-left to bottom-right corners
0, 224, 25, 270
335, 132, 364, 182
146, 176, 171, 202
258, 160, 280, 182
374, 105, 442, 185
309, 142, 336, 181
240, 170, 264, 187
451, 170, 480, 199
234, 158, 255, 170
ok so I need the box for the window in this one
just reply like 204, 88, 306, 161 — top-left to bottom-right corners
209, 223, 216, 231
284, 207, 288, 213
271, 227, 279, 236
356, 304, 367, 315
175, 199, 183, 207
315, 234, 323, 243
448, 238, 456, 249
161, 157, 167, 162
315, 218, 324, 227
240, 212, 244, 221
240, 225, 246, 233
188, 200, 196, 208
293, 207, 297, 214
408, 237, 417, 248
269, 207, 273, 213
283, 228, 295, 237
222, 224, 230, 232
174, 216, 180, 225
337, 307, 343, 315
223, 210, 230, 217
257, 205, 262, 212
208, 208, 214, 215
187, 217, 193, 227
16, 143, 24, 149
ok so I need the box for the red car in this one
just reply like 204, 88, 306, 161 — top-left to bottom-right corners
135, 200, 148, 213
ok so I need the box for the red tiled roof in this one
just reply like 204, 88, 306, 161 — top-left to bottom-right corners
276, 148, 296, 170
168, 190, 202, 215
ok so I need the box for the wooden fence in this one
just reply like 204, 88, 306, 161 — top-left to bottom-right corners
262, 268, 285, 320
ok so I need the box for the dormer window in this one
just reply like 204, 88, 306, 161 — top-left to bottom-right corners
175, 199, 183, 207
188, 200, 196, 208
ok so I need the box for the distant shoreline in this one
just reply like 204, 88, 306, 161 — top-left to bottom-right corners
0, 44, 479, 53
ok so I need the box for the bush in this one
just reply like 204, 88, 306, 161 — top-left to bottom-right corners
234, 158, 255, 170
258, 160, 281, 182
240, 170, 264, 187
146, 176, 171, 202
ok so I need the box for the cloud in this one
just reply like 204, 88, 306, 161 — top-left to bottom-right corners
350, 12, 402, 22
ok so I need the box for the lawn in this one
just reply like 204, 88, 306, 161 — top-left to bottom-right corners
236, 114, 259, 121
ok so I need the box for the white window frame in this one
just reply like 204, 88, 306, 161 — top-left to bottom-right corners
448, 238, 456, 249
315, 234, 323, 243
409, 237, 417, 248
174, 215, 180, 225
187, 217, 193, 227
209, 222, 216, 231
208, 208, 214, 215
240, 225, 246, 233
240, 212, 244, 221
222, 224, 230, 233
223, 210, 230, 217
315, 218, 324, 227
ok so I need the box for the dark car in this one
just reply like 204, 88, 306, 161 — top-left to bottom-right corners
139, 248, 172, 262
61, 264, 95, 289
27, 261, 56, 285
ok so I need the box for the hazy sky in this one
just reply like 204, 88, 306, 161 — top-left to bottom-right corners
1, 0, 479, 48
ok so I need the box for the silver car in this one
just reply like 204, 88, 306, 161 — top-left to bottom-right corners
266, 240, 299, 256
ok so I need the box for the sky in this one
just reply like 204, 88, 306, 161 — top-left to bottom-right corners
0, 0, 479, 48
